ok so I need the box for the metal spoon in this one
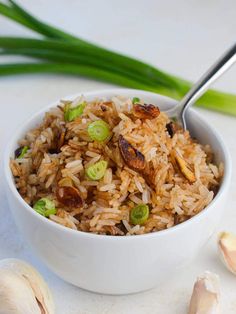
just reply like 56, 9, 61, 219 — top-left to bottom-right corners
165, 43, 236, 130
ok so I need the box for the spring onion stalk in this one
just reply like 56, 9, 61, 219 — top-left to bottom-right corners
64, 102, 86, 121
0, 37, 181, 90
88, 120, 111, 142
33, 198, 56, 217
16, 146, 28, 159
0, 47, 176, 91
132, 97, 140, 104
130, 204, 149, 225
0, 3, 32, 29
0, 62, 167, 92
86, 160, 108, 180
2, 38, 235, 115
0, 1, 235, 116
2, 1, 182, 90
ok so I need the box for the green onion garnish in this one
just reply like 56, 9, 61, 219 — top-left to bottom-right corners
87, 120, 111, 142
33, 198, 56, 217
17, 146, 29, 159
64, 102, 86, 122
132, 97, 140, 104
86, 160, 108, 180
130, 204, 149, 225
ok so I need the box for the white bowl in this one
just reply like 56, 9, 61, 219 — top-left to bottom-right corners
4, 89, 231, 295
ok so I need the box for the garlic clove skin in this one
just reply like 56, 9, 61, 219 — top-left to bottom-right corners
0, 269, 42, 314
188, 271, 220, 314
218, 231, 236, 275
0, 258, 55, 314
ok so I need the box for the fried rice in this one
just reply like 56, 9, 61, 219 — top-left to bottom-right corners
10, 95, 223, 236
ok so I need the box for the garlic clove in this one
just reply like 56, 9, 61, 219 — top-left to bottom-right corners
0, 269, 43, 314
0, 258, 55, 314
188, 271, 220, 314
218, 231, 236, 275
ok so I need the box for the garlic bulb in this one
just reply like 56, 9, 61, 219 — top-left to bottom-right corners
0, 258, 55, 314
188, 271, 220, 314
218, 231, 236, 275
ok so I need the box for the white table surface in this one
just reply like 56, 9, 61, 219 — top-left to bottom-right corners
0, 0, 236, 313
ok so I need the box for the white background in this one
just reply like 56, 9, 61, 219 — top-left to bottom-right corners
0, 1, 236, 313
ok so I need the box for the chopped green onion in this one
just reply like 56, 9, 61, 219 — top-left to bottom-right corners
132, 97, 140, 104
17, 146, 28, 159
33, 198, 56, 217
86, 160, 108, 180
64, 102, 86, 122
130, 204, 149, 225
88, 120, 111, 142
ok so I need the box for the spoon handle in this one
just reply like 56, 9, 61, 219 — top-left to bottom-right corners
179, 43, 236, 129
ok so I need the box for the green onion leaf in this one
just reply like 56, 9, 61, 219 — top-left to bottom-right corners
33, 198, 56, 217
132, 97, 140, 104
130, 204, 149, 225
86, 160, 108, 180
17, 145, 29, 159
88, 120, 111, 142
64, 102, 86, 122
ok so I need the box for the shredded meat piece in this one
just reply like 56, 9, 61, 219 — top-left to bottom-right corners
133, 104, 160, 119
118, 135, 145, 170
166, 122, 176, 138
118, 135, 158, 189
56, 186, 83, 208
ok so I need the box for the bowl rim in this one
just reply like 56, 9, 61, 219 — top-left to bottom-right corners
4, 88, 232, 241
